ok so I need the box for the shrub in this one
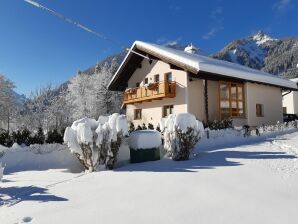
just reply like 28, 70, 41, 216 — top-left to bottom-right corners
0, 131, 13, 147
129, 122, 135, 133
142, 123, 147, 130
11, 128, 31, 146
162, 113, 204, 161
46, 129, 63, 144
156, 124, 161, 132
206, 119, 233, 130
64, 114, 129, 171
32, 127, 45, 144
148, 123, 154, 130
136, 125, 142, 131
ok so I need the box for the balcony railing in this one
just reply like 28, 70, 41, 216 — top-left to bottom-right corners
123, 81, 176, 105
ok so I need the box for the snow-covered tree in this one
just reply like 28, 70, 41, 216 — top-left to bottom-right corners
0, 74, 16, 132
66, 58, 122, 121
66, 72, 93, 119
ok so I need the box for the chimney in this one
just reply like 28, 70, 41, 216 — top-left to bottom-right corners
184, 43, 199, 54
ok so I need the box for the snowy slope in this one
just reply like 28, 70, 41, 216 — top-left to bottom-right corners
1, 131, 298, 224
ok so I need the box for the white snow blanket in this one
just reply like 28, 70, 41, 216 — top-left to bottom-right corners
128, 130, 162, 150
0, 144, 83, 174
1, 130, 298, 224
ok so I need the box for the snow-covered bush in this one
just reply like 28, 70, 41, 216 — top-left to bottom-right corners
161, 113, 204, 161
64, 113, 129, 171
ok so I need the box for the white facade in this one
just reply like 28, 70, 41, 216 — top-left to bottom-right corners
125, 58, 284, 127
282, 79, 298, 114
283, 91, 298, 114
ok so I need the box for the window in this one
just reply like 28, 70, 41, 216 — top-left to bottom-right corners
283, 107, 287, 114
163, 105, 174, 117
219, 81, 245, 119
165, 72, 172, 82
144, 78, 149, 85
136, 82, 140, 87
154, 74, 160, 83
256, 104, 264, 117
134, 109, 142, 120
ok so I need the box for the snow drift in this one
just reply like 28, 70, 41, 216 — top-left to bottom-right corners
0, 144, 83, 175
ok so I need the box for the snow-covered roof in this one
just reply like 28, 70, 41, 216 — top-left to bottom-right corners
109, 41, 298, 90
290, 78, 298, 83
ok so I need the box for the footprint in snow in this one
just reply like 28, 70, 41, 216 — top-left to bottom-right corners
22, 217, 33, 223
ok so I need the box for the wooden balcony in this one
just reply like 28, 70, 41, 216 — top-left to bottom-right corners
123, 81, 176, 105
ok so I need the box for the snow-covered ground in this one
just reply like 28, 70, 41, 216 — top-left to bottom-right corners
1, 130, 298, 224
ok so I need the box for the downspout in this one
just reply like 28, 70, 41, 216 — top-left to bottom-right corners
204, 79, 209, 124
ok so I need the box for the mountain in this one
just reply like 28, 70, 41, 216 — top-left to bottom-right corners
212, 31, 298, 78
83, 51, 127, 76
47, 32, 298, 103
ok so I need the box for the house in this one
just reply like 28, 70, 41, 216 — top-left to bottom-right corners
283, 78, 298, 114
108, 41, 297, 127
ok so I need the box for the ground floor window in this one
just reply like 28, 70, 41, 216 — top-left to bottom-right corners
283, 107, 287, 114
163, 105, 174, 117
256, 104, 264, 117
134, 109, 142, 120
219, 81, 245, 119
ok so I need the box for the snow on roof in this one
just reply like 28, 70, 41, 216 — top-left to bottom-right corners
109, 41, 297, 90
290, 78, 298, 83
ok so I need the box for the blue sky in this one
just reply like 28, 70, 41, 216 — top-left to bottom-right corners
0, 0, 297, 96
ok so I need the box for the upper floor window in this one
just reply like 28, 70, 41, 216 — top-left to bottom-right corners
165, 72, 172, 82
144, 78, 149, 85
219, 81, 245, 119
154, 74, 160, 83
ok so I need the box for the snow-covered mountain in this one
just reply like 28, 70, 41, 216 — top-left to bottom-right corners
212, 31, 298, 78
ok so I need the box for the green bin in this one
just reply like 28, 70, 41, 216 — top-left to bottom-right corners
130, 147, 160, 163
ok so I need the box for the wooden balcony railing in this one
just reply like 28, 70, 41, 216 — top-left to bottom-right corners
123, 81, 176, 105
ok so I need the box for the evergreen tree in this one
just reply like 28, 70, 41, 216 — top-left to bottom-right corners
34, 127, 45, 144
46, 129, 63, 144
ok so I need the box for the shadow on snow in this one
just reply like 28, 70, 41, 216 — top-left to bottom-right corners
0, 186, 68, 206
116, 130, 298, 173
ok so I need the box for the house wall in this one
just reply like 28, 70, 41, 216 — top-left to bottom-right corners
283, 91, 298, 114
126, 59, 188, 127
125, 59, 284, 128
187, 79, 219, 122
246, 83, 283, 126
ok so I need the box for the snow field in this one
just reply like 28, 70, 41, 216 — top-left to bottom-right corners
1, 130, 298, 224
